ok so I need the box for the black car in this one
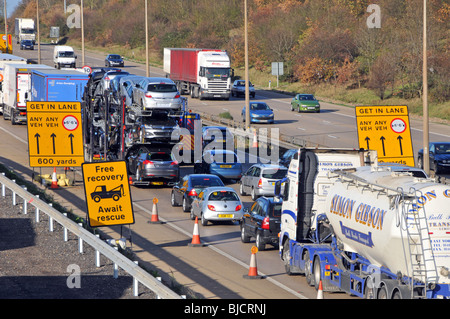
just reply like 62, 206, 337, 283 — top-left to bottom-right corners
240, 196, 282, 251
418, 142, 450, 174
105, 54, 124, 67
20, 40, 34, 50
171, 174, 224, 212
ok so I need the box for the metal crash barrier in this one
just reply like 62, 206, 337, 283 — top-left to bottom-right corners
0, 172, 182, 299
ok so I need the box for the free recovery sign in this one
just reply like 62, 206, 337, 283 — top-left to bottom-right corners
82, 161, 135, 227
26, 101, 84, 167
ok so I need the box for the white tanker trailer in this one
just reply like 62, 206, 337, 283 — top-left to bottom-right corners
277, 148, 450, 299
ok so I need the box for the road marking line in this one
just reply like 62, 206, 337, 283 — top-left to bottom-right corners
133, 201, 308, 299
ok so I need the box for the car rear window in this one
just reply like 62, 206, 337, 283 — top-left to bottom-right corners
208, 191, 239, 201
271, 203, 282, 218
148, 152, 172, 161
262, 168, 287, 179
191, 177, 224, 188
147, 84, 177, 93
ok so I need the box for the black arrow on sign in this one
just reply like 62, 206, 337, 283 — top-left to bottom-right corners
397, 135, 404, 155
380, 136, 386, 156
34, 133, 40, 154
51, 133, 57, 154
365, 136, 370, 150
69, 133, 75, 154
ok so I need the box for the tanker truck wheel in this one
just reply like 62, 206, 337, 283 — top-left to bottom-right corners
313, 256, 322, 291
303, 250, 314, 286
282, 241, 293, 275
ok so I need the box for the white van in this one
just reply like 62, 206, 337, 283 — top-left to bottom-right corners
53, 45, 77, 69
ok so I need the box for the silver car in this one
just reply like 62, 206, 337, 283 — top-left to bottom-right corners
190, 187, 244, 226
239, 164, 287, 200
132, 77, 182, 110
231, 80, 255, 98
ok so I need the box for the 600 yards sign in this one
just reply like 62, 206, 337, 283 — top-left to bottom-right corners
26, 101, 84, 167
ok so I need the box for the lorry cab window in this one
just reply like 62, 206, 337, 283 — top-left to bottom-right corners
205, 68, 230, 78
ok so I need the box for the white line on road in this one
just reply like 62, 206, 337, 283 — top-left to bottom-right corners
133, 201, 308, 299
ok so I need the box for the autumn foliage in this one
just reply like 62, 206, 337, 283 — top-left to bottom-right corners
10, 0, 449, 103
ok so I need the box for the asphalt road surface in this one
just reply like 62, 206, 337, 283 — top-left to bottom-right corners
2, 41, 449, 300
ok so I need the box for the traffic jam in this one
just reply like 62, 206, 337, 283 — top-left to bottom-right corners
1, 38, 450, 300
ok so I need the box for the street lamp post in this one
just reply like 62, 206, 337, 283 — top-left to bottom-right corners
244, 0, 250, 130
422, 0, 429, 174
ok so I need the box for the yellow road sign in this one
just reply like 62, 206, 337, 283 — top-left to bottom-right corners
27, 101, 84, 167
355, 105, 414, 166
82, 161, 135, 228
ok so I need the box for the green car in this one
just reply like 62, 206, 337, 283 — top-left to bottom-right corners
291, 94, 320, 113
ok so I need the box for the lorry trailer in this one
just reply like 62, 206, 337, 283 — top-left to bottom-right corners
277, 148, 450, 299
164, 48, 232, 100
2, 64, 53, 124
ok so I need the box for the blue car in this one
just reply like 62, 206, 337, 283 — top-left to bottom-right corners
194, 149, 242, 181
241, 102, 274, 124
418, 142, 450, 174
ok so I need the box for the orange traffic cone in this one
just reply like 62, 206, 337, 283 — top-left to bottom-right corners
148, 198, 163, 224
50, 167, 58, 189
252, 129, 258, 148
243, 246, 263, 279
188, 217, 205, 247
317, 280, 324, 299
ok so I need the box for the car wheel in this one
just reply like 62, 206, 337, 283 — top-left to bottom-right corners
190, 208, 195, 220
256, 232, 265, 251
251, 187, 258, 201
171, 191, 179, 207
434, 161, 441, 175
135, 168, 141, 182
291, 104, 295, 112
417, 156, 423, 169
201, 213, 208, 226
182, 197, 190, 212
240, 223, 250, 243
239, 182, 247, 196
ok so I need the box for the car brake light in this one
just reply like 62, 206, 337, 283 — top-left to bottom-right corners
171, 161, 178, 165
174, 94, 180, 98
235, 204, 242, 211
208, 205, 216, 211
258, 178, 262, 188
262, 216, 270, 230
188, 189, 197, 196
145, 93, 152, 98
143, 160, 154, 166
104, 76, 110, 80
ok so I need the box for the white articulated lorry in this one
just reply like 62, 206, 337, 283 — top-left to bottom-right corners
2, 63, 53, 124
276, 148, 450, 299
164, 48, 232, 100
15, 18, 36, 44
0, 54, 27, 115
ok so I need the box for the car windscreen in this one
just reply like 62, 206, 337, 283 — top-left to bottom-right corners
208, 191, 239, 201
299, 95, 315, 100
207, 152, 238, 163
147, 152, 172, 161
191, 177, 224, 188
147, 83, 177, 93
58, 51, 74, 57
262, 168, 287, 179
250, 103, 269, 110
109, 55, 121, 59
